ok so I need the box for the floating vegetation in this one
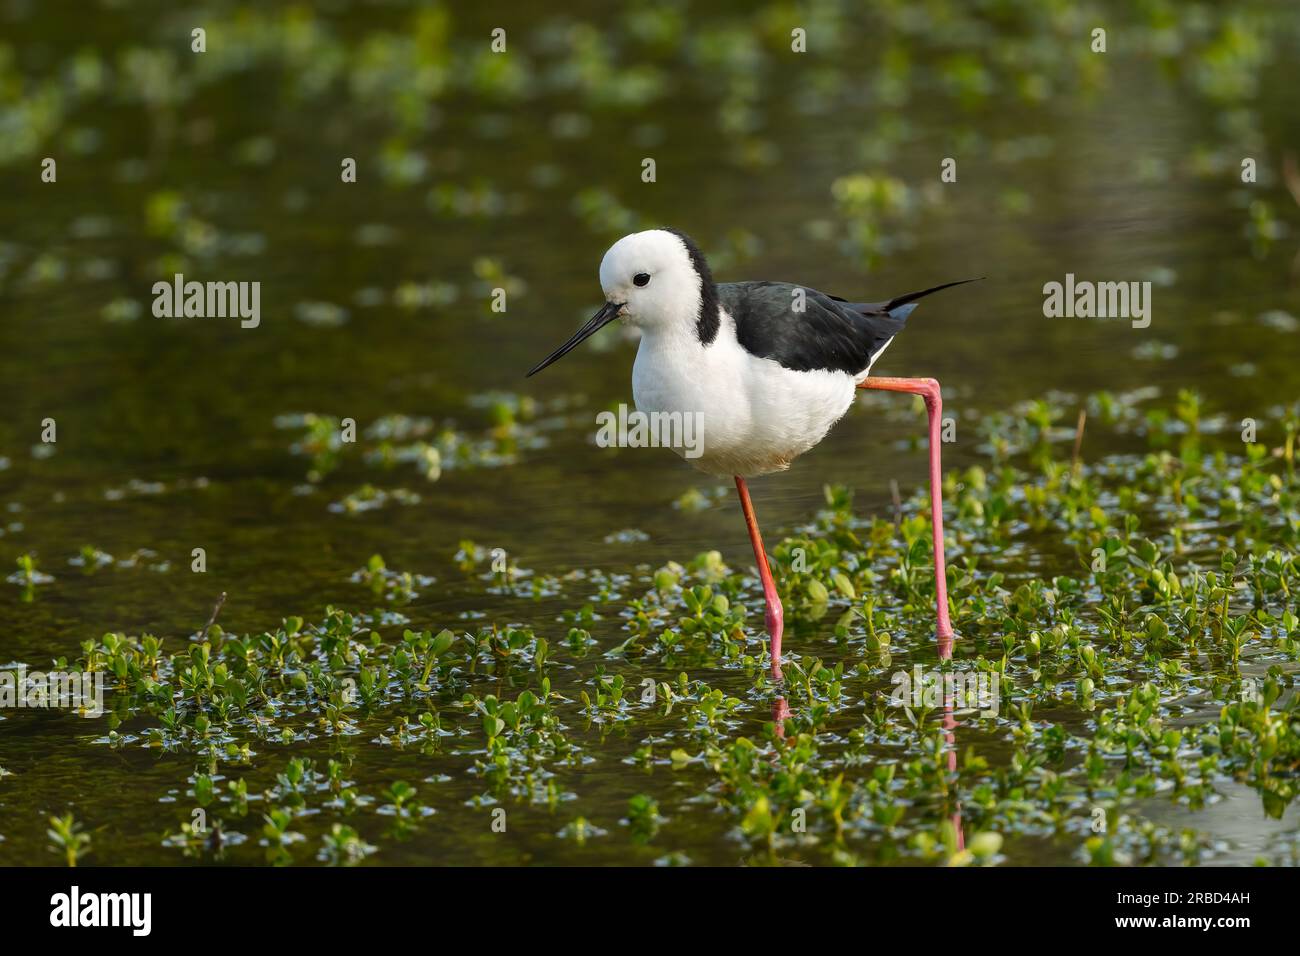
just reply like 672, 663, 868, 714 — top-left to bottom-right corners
672, 485, 731, 513
2, 390, 1295, 865
276, 395, 574, 489
294, 301, 350, 327
8, 554, 53, 600
68, 545, 114, 571
350, 554, 435, 602
329, 484, 423, 515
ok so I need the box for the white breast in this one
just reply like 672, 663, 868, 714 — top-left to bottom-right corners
631, 311, 857, 477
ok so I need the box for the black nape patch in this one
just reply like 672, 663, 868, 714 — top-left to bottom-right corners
663, 228, 720, 345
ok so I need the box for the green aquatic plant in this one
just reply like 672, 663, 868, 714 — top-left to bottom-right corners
318, 824, 376, 866
8, 553, 53, 599
47, 813, 90, 867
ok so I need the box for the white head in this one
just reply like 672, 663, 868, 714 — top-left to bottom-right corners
599, 229, 708, 331
527, 228, 717, 377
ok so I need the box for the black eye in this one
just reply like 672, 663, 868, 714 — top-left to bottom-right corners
633, 273, 651, 287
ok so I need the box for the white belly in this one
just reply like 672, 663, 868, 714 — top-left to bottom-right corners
631, 317, 857, 477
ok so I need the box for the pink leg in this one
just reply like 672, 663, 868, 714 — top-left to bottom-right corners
858, 376, 955, 653
735, 475, 784, 680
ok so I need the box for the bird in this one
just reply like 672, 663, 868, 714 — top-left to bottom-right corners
527, 227, 979, 680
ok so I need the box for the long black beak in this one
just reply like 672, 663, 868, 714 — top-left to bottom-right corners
526, 301, 623, 377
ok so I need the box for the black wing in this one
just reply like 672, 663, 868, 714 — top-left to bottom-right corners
718, 281, 906, 375
718, 278, 981, 375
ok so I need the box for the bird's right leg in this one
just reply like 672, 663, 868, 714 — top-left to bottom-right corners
735, 475, 784, 680
858, 376, 955, 654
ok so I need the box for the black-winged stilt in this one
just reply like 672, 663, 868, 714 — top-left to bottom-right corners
528, 228, 979, 680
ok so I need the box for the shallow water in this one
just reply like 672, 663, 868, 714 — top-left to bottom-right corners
1, 0, 1299, 865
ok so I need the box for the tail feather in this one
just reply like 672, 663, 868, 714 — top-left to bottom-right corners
854, 276, 984, 316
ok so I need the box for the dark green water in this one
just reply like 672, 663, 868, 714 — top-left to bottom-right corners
1, 0, 1299, 865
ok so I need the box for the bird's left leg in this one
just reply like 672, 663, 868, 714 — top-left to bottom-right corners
735, 475, 785, 680
857, 376, 955, 653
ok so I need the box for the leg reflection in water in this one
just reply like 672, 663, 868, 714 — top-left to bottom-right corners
767, 643, 966, 856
